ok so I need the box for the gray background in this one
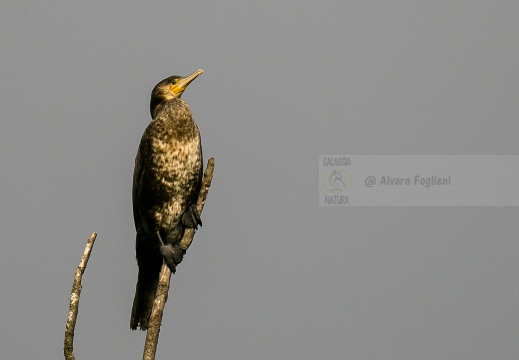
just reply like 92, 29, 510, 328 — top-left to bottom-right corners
1, 1, 518, 359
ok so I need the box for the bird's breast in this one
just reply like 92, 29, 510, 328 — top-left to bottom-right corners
138, 99, 202, 230
148, 129, 202, 227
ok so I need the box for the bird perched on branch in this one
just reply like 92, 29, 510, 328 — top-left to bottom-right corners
131, 69, 204, 330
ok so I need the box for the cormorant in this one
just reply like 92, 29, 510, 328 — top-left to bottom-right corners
130, 69, 204, 331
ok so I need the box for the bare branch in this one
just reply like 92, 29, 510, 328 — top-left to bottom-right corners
64, 232, 98, 360
143, 157, 215, 360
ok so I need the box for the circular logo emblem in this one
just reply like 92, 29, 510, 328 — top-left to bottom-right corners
322, 169, 352, 194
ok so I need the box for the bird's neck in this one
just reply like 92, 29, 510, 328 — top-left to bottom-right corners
151, 99, 198, 141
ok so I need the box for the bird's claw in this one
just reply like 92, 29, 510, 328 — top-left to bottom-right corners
156, 231, 185, 273
182, 203, 202, 229
159, 243, 185, 273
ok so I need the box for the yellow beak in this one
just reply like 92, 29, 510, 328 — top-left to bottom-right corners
169, 69, 204, 97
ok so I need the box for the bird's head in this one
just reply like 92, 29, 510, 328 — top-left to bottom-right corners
150, 69, 204, 118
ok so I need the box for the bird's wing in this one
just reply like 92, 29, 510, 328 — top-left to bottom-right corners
132, 131, 150, 230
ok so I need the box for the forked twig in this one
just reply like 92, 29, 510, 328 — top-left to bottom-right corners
62, 158, 214, 360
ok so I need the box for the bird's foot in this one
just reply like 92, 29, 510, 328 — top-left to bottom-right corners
182, 203, 202, 229
156, 231, 185, 273
159, 244, 185, 273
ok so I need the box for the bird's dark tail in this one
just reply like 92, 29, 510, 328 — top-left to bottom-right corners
130, 268, 159, 330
